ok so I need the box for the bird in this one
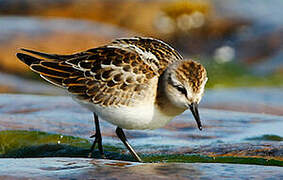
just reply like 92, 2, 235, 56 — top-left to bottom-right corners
16, 36, 208, 162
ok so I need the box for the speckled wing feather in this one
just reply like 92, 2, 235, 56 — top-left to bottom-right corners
65, 46, 158, 106
17, 46, 158, 107
110, 37, 183, 74
17, 49, 89, 88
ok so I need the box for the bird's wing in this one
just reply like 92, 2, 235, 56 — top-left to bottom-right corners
17, 46, 158, 107
110, 37, 183, 74
20, 48, 85, 61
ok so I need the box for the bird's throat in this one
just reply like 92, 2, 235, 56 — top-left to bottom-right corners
155, 74, 186, 117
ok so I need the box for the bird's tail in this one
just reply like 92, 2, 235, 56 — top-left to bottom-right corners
16, 49, 76, 88
17, 52, 41, 66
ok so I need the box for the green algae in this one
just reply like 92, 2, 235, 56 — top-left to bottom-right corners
141, 154, 283, 167
0, 130, 282, 167
246, 134, 283, 141
0, 130, 90, 155
0, 130, 122, 158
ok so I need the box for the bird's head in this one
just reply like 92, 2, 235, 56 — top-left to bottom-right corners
162, 59, 208, 130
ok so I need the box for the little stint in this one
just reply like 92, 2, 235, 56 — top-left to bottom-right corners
17, 37, 208, 162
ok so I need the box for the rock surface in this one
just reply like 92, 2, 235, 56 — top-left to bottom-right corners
0, 92, 282, 160
0, 90, 282, 179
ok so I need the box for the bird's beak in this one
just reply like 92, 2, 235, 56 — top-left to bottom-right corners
189, 103, 202, 131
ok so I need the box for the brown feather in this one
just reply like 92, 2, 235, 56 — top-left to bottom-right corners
16, 37, 184, 107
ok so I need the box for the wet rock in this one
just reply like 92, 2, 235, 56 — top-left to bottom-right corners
189, 143, 283, 159
0, 158, 282, 179
0, 93, 282, 162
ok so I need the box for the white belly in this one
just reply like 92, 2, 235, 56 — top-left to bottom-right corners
76, 99, 175, 130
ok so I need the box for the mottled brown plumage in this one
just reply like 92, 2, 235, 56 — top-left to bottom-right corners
111, 37, 183, 74
17, 37, 184, 107
175, 60, 207, 92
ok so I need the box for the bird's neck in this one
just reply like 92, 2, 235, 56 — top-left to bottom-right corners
155, 73, 186, 117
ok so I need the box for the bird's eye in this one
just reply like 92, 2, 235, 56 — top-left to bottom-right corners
176, 86, 187, 95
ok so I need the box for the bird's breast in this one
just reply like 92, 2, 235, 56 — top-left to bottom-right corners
76, 98, 175, 130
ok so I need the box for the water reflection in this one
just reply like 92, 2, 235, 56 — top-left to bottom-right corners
0, 158, 282, 179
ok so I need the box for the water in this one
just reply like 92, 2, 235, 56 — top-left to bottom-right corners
0, 158, 282, 179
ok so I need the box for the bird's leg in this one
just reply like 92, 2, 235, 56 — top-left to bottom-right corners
115, 127, 142, 162
88, 113, 104, 158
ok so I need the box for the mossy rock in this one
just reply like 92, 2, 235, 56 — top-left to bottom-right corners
0, 130, 282, 166
246, 134, 283, 141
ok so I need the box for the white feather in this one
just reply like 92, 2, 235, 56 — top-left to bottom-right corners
74, 97, 174, 130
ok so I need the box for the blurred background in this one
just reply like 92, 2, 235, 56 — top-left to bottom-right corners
0, 1, 283, 168
0, 0, 282, 94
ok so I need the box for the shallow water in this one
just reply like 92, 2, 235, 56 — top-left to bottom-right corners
0, 158, 282, 180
